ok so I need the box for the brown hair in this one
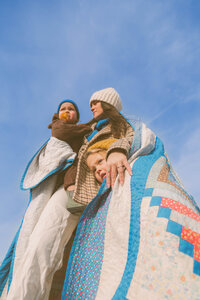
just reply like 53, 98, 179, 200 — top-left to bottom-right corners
85, 149, 106, 161
87, 101, 129, 138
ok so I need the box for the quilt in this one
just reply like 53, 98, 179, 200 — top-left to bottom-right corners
61, 127, 200, 299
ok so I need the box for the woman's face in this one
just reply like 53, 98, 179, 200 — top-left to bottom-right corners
59, 102, 78, 123
86, 151, 107, 183
90, 100, 103, 118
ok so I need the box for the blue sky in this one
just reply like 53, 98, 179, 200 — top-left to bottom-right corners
0, 0, 200, 261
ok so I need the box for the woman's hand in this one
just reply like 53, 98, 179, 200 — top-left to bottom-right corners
106, 152, 132, 188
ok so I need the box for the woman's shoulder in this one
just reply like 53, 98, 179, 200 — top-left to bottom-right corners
121, 120, 134, 137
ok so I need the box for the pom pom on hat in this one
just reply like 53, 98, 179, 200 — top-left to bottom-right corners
87, 138, 118, 152
89, 88, 122, 112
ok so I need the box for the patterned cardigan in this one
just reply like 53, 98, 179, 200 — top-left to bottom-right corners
73, 121, 134, 205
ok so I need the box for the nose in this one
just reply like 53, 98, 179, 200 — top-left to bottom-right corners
63, 109, 70, 115
91, 103, 95, 111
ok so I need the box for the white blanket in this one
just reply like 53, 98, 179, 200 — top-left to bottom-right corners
0, 137, 78, 300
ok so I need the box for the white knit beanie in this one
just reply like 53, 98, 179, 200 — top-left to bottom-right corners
89, 87, 122, 112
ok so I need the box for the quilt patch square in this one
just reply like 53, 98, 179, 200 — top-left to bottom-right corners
193, 260, 200, 276
144, 188, 154, 197
157, 207, 171, 219
166, 220, 182, 237
179, 239, 194, 258
150, 196, 162, 207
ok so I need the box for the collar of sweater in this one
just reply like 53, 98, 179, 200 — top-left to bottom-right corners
87, 119, 109, 141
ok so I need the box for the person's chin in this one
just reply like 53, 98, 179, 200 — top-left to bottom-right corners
93, 112, 100, 118
94, 112, 105, 121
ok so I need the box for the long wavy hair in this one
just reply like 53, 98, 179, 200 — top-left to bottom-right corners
87, 101, 129, 138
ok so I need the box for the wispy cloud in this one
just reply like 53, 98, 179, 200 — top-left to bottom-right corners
183, 89, 200, 104
148, 99, 180, 125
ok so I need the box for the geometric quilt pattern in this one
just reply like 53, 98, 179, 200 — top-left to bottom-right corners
149, 194, 200, 276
